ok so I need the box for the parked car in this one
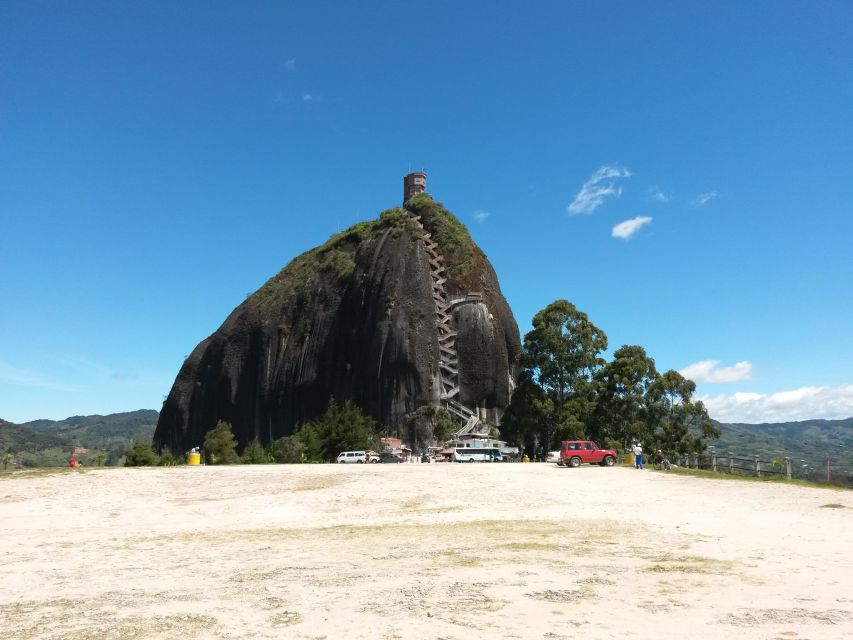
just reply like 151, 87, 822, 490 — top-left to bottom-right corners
378, 451, 404, 463
546, 451, 561, 465
336, 451, 369, 464
560, 441, 617, 468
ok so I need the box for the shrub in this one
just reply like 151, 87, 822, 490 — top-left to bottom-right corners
124, 441, 160, 467
270, 435, 305, 463
203, 420, 239, 465
241, 439, 271, 464
404, 194, 474, 276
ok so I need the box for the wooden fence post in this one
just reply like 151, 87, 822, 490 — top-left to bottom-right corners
754, 455, 760, 477
785, 457, 792, 479
712, 454, 718, 472
729, 453, 734, 474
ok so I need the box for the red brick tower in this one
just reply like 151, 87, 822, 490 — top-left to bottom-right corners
403, 171, 427, 203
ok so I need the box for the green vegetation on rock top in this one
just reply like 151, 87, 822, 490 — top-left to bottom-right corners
250, 206, 423, 308
404, 193, 474, 277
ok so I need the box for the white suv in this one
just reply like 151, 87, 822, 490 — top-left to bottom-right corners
336, 451, 368, 464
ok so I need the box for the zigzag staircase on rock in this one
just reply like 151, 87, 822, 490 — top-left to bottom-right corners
404, 208, 482, 434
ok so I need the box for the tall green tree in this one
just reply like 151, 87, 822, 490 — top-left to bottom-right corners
203, 420, 239, 465
647, 370, 719, 454
300, 399, 379, 462
501, 370, 552, 456
2, 452, 13, 471
295, 424, 323, 462
592, 345, 659, 448
517, 300, 608, 452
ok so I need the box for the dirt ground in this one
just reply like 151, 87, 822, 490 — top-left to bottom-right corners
1, 462, 851, 639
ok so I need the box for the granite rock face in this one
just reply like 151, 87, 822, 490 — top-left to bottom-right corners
154, 196, 520, 453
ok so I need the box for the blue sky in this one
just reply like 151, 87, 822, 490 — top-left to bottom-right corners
2, 1, 852, 423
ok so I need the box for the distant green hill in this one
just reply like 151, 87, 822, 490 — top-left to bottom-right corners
0, 418, 68, 452
710, 417, 853, 484
1, 410, 158, 467
18, 410, 159, 449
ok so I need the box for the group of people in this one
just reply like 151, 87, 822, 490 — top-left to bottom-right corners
631, 444, 670, 470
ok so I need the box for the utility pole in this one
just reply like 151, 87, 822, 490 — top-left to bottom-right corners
826, 455, 832, 483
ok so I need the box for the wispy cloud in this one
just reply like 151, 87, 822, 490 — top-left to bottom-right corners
111, 372, 139, 382
681, 360, 753, 383
699, 384, 853, 423
302, 93, 313, 102
611, 216, 652, 240
473, 210, 491, 223
567, 164, 631, 215
690, 191, 719, 207
646, 185, 670, 203
0, 361, 82, 393
283, 59, 296, 72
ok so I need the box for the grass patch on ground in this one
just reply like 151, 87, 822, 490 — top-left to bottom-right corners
819, 502, 847, 508
644, 556, 734, 575
0, 467, 80, 480
293, 475, 347, 491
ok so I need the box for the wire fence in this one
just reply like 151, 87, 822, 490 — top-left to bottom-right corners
664, 451, 853, 486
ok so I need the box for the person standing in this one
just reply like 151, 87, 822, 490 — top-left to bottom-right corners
632, 443, 644, 470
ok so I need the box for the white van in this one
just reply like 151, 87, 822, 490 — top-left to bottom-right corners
336, 451, 368, 464
452, 448, 503, 463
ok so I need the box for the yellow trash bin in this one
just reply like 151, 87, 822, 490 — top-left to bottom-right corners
625, 453, 634, 466
187, 452, 201, 465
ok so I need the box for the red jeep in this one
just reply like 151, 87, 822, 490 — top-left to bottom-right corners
560, 440, 617, 468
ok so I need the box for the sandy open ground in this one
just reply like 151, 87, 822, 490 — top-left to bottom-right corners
1, 463, 851, 639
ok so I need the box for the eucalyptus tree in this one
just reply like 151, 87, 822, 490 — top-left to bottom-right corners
592, 345, 659, 449
647, 369, 718, 454
518, 300, 608, 451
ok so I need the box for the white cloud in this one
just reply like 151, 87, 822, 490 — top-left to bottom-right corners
690, 191, 719, 207
647, 186, 670, 203
473, 210, 491, 223
567, 164, 631, 215
302, 93, 313, 102
611, 216, 652, 240
699, 384, 853, 423
283, 59, 296, 72
680, 360, 753, 383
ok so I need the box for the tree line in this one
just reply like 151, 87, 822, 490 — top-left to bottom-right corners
126, 399, 384, 466
501, 299, 718, 458
124, 298, 717, 467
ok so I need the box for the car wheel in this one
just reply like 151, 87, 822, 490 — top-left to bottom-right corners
468, 458, 475, 463
569, 456, 581, 468
602, 455, 615, 467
